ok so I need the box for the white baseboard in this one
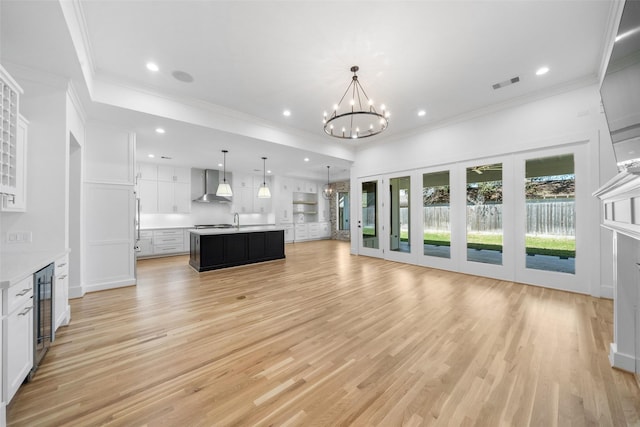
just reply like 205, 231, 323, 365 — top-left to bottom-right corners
1, 402, 6, 427
601, 284, 614, 299
84, 278, 136, 294
68, 284, 85, 299
610, 343, 636, 372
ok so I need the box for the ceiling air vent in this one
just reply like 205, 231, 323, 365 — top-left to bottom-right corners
492, 76, 520, 90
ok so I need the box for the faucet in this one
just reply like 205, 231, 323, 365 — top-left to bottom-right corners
233, 212, 240, 229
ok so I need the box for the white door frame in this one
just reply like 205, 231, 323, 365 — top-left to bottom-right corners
358, 177, 384, 258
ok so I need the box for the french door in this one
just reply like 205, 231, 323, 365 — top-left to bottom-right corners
358, 178, 384, 258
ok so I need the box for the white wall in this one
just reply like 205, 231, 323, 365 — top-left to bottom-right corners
0, 77, 67, 253
350, 84, 616, 296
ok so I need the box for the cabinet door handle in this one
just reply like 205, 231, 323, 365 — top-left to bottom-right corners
57, 262, 67, 268
18, 305, 33, 316
16, 288, 31, 297
58, 274, 67, 280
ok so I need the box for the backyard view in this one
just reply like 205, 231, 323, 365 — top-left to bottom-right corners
420, 154, 575, 273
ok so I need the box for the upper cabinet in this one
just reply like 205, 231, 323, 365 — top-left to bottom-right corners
0, 65, 26, 212
137, 163, 191, 214
292, 179, 317, 194
232, 173, 272, 214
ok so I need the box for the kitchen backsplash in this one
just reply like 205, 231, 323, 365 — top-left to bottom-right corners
140, 202, 274, 229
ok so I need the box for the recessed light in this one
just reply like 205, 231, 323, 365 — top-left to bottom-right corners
418, 110, 426, 117
155, 127, 165, 134
283, 110, 291, 117
218, 163, 223, 167
267, 170, 272, 174
304, 157, 310, 162
148, 154, 155, 158
146, 62, 159, 72
536, 66, 550, 76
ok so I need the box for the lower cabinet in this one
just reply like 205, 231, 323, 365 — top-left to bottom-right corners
320, 222, 331, 238
283, 224, 294, 243
291, 222, 331, 242
136, 231, 153, 256
190, 230, 285, 272
136, 228, 188, 258
294, 223, 308, 241
54, 255, 70, 331
3, 276, 34, 404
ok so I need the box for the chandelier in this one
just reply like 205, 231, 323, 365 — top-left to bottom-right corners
323, 65, 389, 139
322, 165, 333, 199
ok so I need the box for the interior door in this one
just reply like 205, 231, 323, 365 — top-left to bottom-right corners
358, 178, 384, 258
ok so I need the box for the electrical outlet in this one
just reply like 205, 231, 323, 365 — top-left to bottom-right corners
6, 231, 32, 243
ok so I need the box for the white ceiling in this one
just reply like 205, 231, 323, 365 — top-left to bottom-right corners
0, 0, 618, 181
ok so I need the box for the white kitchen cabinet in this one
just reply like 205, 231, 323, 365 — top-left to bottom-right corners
275, 177, 293, 223
153, 229, 185, 255
232, 173, 272, 214
54, 255, 70, 331
158, 180, 191, 213
294, 223, 308, 241
308, 222, 320, 239
137, 163, 158, 181
293, 179, 317, 194
137, 228, 188, 258
136, 230, 154, 257
0, 65, 23, 207
1, 115, 27, 212
283, 224, 294, 243
320, 222, 331, 238
157, 165, 190, 183
3, 275, 34, 404
138, 179, 158, 214
137, 163, 190, 213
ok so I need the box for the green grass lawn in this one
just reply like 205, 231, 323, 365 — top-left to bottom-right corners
414, 231, 575, 258
364, 229, 575, 258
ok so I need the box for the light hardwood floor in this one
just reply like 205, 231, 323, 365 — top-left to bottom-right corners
8, 240, 640, 426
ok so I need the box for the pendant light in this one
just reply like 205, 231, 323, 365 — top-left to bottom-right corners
322, 165, 333, 199
216, 149, 233, 197
257, 156, 271, 199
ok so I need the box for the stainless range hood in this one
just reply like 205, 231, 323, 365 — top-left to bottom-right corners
191, 168, 233, 203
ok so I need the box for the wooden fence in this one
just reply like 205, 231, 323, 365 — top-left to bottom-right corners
423, 201, 575, 236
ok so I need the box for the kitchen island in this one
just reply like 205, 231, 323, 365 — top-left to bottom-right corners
189, 226, 285, 272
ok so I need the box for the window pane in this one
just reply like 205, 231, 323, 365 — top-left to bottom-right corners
525, 154, 575, 274
466, 163, 503, 265
362, 181, 379, 249
338, 192, 350, 230
390, 176, 410, 253
423, 171, 450, 258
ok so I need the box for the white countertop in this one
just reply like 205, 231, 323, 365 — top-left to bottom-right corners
1, 248, 69, 289
189, 225, 284, 235
140, 226, 193, 231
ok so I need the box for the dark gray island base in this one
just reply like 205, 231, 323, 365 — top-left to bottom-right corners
189, 228, 285, 272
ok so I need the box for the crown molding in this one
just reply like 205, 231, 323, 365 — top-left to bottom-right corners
2, 61, 70, 90
66, 80, 87, 122
90, 75, 357, 162
58, 0, 96, 96
598, 0, 626, 87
